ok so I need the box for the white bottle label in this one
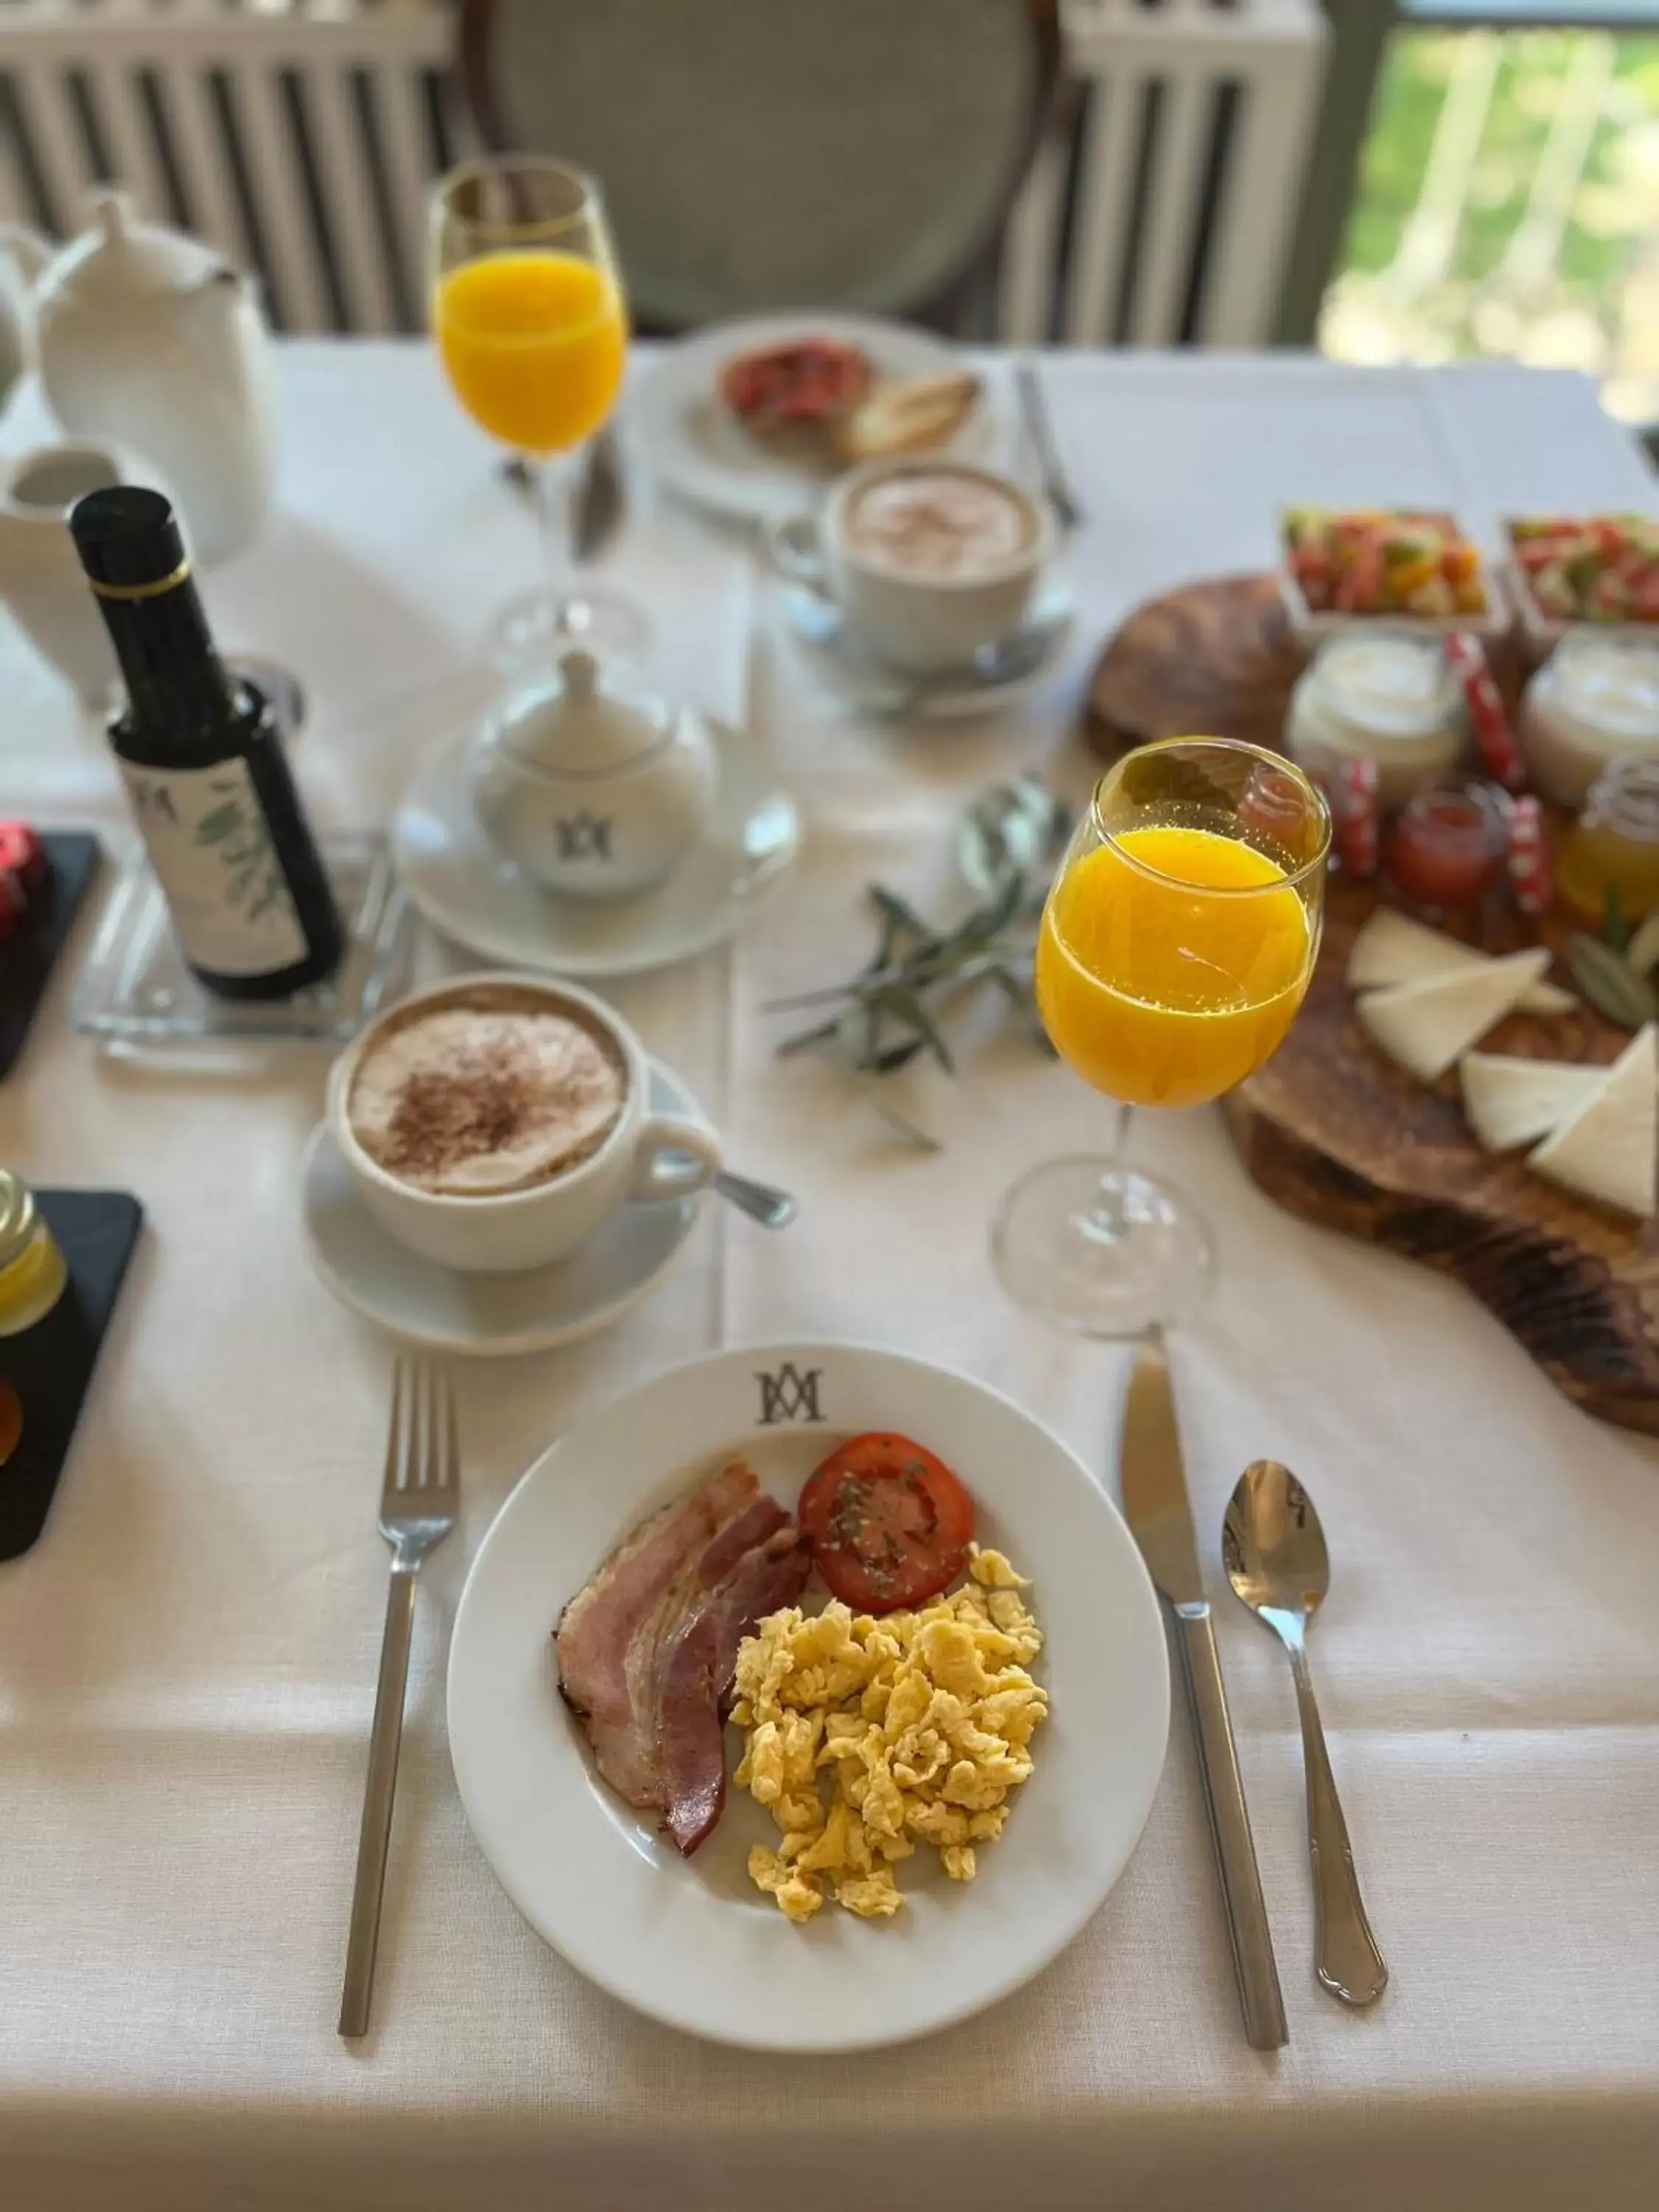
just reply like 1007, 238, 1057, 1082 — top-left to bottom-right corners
119, 759, 310, 978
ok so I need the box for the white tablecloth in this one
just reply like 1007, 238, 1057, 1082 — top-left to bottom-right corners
3, 347, 1658, 2211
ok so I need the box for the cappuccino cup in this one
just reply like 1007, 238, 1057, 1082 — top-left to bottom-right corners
768, 457, 1051, 675
325, 972, 720, 1274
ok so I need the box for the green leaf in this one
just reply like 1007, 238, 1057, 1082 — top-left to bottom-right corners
867, 883, 937, 948
1625, 911, 1659, 977
874, 984, 954, 1072
866, 905, 901, 978
1604, 881, 1632, 953
193, 803, 243, 845
959, 776, 1061, 895
768, 777, 1065, 1127
1566, 933, 1658, 1029
985, 961, 1055, 1050
959, 865, 1026, 947
867, 1035, 927, 1074
961, 813, 1010, 891
776, 1015, 846, 1058
863, 1089, 942, 1153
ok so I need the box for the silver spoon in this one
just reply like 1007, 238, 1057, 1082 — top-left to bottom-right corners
1015, 358, 1084, 532
1223, 1461, 1388, 2008
712, 1171, 796, 1229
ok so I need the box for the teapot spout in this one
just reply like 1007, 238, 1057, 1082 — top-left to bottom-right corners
0, 224, 52, 291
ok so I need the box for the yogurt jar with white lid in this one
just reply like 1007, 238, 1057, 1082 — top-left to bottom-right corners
1519, 631, 1659, 810
1285, 629, 1467, 812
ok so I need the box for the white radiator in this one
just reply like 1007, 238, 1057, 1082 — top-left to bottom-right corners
1003, 0, 1329, 347
0, 0, 1325, 347
0, 0, 453, 334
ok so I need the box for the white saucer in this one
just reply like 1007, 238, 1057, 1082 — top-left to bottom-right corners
630, 312, 992, 525
299, 1061, 706, 1357
773, 568, 1075, 721
390, 715, 799, 978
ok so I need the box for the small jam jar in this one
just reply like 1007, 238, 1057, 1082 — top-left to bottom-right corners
0, 1170, 67, 1335
1556, 756, 1659, 924
1287, 629, 1468, 811
1384, 787, 1506, 914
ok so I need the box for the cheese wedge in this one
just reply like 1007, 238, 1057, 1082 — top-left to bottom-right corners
1357, 947, 1553, 1082
1458, 1053, 1604, 1152
1528, 1023, 1658, 1219
1346, 908, 1573, 1015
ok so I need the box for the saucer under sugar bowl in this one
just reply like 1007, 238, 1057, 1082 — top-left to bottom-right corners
470, 647, 719, 898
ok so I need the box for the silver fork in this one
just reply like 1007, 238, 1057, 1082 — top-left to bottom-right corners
338, 1358, 459, 2039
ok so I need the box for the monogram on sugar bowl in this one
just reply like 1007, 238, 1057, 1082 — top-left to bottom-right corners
470, 645, 720, 898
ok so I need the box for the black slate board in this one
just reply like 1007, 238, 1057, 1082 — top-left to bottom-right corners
0, 1189, 142, 1562
0, 832, 100, 1079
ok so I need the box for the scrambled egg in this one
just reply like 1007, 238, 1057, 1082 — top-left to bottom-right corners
731, 1547, 1046, 1922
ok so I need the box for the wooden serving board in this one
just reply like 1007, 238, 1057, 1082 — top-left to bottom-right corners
1080, 575, 1659, 1435
1084, 573, 1295, 758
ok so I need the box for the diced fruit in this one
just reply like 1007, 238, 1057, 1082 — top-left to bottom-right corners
1284, 508, 1488, 619
1507, 514, 1659, 625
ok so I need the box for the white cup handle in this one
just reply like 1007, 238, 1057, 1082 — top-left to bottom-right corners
762, 510, 829, 594
629, 1113, 722, 1203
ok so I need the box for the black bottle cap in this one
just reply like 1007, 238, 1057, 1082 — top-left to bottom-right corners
69, 486, 189, 596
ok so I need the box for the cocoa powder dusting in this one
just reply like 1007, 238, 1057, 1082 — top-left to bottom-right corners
381, 1039, 539, 1182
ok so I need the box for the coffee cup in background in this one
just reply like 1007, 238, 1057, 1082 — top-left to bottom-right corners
324, 972, 720, 1275
768, 457, 1051, 675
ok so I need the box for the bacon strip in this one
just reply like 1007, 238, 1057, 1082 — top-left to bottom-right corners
554, 1462, 810, 1854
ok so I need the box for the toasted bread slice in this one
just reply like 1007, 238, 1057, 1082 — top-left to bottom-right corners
838, 372, 982, 463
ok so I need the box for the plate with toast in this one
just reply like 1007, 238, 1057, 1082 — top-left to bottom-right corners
632, 313, 993, 524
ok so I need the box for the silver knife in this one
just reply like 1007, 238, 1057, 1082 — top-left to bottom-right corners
571, 425, 625, 564
1121, 1330, 1289, 2051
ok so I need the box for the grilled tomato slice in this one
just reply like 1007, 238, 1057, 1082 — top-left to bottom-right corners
798, 1433, 975, 1613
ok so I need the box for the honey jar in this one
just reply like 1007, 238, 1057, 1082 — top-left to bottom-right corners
0, 1171, 68, 1336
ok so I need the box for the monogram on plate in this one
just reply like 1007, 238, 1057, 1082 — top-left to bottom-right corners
554, 813, 613, 860
755, 1363, 825, 1425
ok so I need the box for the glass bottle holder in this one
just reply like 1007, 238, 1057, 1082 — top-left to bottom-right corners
69, 831, 413, 1046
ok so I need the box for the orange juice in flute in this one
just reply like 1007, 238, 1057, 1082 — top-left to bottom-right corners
435, 250, 625, 456
430, 156, 641, 664
995, 739, 1329, 1337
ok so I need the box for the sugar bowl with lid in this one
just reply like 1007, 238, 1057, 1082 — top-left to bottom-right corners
470, 647, 719, 898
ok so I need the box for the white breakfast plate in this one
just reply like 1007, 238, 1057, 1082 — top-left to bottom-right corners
298, 1060, 706, 1357
630, 313, 992, 525
447, 1341, 1170, 2051
390, 714, 799, 978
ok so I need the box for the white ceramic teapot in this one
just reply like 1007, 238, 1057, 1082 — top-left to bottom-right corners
7, 191, 276, 563
471, 649, 720, 899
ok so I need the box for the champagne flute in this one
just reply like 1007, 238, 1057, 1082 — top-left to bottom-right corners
430, 156, 646, 670
992, 737, 1330, 1338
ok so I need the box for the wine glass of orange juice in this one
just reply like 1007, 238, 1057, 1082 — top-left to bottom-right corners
431, 156, 641, 667
992, 737, 1330, 1338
